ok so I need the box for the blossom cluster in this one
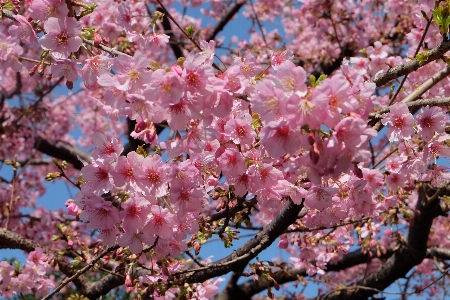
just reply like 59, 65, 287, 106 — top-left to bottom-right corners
0, 248, 54, 298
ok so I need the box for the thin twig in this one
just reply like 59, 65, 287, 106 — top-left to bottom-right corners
185, 251, 206, 267
249, 0, 267, 47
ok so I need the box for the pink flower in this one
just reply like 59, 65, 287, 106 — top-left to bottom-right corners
144, 205, 175, 239
223, 113, 256, 146
91, 132, 124, 161
40, 17, 82, 59
80, 198, 121, 230
217, 147, 246, 177
148, 69, 184, 105
98, 228, 118, 247
131, 119, 159, 145
120, 196, 152, 232
10, 274, 33, 294
381, 102, 415, 142
117, 3, 133, 31
362, 168, 384, 191
384, 154, 406, 173
51, 59, 79, 82
147, 33, 170, 47
304, 186, 338, 211
273, 60, 307, 96
80, 55, 111, 90
315, 74, 354, 126
168, 181, 206, 215
270, 49, 294, 70
65, 199, 80, 216
200, 40, 216, 65
0, 261, 14, 287
419, 165, 450, 187
134, 154, 169, 197
80, 160, 113, 196
0, 33, 24, 71
110, 151, 144, 191
424, 134, 450, 159
30, 0, 69, 21
334, 117, 377, 149
233, 51, 262, 78
260, 120, 302, 157
416, 105, 446, 140
8, 15, 38, 47
182, 51, 215, 94
113, 51, 152, 92
386, 172, 407, 190
251, 80, 288, 124
286, 91, 328, 130
118, 229, 155, 254
247, 163, 284, 194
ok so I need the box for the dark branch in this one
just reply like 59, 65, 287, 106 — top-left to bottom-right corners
313, 185, 445, 300
157, 7, 185, 59
206, 2, 246, 42
34, 136, 91, 170
169, 200, 304, 284
236, 248, 395, 299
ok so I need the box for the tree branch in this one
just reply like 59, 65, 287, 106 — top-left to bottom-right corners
398, 65, 450, 104
34, 136, 91, 170
370, 39, 450, 87
42, 245, 120, 300
369, 96, 450, 127
206, 1, 247, 42
0, 228, 91, 297
169, 200, 304, 284
236, 248, 395, 299
312, 185, 445, 300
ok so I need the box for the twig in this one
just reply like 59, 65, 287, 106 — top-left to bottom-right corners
249, 0, 267, 47
185, 251, 206, 267
155, 0, 202, 51
371, 146, 398, 170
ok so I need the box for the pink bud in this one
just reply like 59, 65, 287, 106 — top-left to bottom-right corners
207, 176, 218, 186
278, 237, 288, 249
171, 64, 183, 76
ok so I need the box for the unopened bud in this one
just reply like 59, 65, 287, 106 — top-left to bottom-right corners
29, 64, 39, 76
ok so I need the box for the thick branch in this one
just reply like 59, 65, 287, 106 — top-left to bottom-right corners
34, 136, 91, 170
0, 228, 91, 296
313, 186, 444, 300
170, 200, 304, 284
370, 39, 450, 87
234, 248, 395, 299
0, 228, 40, 251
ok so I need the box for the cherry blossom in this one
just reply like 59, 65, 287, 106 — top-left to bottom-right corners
39, 17, 82, 59
381, 102, 415, 142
